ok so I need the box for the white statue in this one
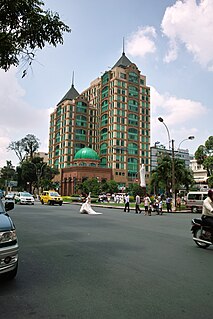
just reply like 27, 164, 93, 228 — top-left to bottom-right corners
140, 164, 146, 188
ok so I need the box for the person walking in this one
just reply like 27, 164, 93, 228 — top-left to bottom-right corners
144, 194, 151, 216
166, 195, 172, 213
124, 193, 130, 212
135, 194, 141, 214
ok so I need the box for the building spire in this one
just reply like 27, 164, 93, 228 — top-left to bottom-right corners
72, 71, 74, 87
122, 37, 125, 55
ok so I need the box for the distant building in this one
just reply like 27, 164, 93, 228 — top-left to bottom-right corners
34, 152, 49, 163
150, 144, 192, 171
49, 50, 150, 189
190, 158, 208, 187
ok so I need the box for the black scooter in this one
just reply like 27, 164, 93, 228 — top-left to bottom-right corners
191, 218, 213, 249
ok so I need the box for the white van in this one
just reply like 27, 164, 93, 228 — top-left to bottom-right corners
186, 191, 208, 213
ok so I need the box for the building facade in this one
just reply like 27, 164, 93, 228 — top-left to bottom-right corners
49, 51, 150, 189
150, 145, 192, 171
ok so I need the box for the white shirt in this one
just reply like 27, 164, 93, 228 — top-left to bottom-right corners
202, 197, 213, 216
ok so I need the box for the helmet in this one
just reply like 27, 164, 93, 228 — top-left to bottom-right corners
208, 189, 213, 198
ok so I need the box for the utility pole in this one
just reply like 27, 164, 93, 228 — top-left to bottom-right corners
171, 139, 176, 209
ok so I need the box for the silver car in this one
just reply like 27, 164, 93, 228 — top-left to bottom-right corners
0, 200, 18, 280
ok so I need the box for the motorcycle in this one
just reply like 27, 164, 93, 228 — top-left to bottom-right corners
191, 218, 213, 248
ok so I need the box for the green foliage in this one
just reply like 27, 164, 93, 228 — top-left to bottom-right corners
195, 136, 213, 187
0, 161, 16, 189
16, 156, 59, 191
150, 155, 194, 194
0, 0, 71, 73
127, 183, 146, 198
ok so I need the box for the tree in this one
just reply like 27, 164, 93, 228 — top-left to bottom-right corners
16, 156, 59, 192
150, 155, 194, 195
0, 0, 71, 74
195, 136, 213, 186
8, 134, 40, 163
0, 161, 16, 191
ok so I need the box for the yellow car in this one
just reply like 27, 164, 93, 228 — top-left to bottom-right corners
40, 190, 63, 206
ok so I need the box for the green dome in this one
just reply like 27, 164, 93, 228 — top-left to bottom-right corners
74, 147, 99, 160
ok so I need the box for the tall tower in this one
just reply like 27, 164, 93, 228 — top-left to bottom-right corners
49, 52, 150, 188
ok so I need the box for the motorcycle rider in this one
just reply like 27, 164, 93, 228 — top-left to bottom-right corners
202, 189, 213, 228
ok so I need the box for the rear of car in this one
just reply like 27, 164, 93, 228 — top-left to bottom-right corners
0, 200, 18, 280
15, 192, 35, 205
40, 190, 63, 206
186, 191, 208, 213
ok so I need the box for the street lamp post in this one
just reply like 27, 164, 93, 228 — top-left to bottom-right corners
158, 117, 175, 210
158, 117, 171, 149
178, 136, 195, 150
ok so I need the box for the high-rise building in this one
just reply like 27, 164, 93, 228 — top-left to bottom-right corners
49, 51, 150, 188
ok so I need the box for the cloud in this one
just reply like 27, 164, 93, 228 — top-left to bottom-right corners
0, 68, 50, 167
126, 26, 157, 58
150, 86, 208, 150
161, 0, 213, 70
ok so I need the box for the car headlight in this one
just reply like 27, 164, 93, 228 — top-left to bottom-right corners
0, 230, 17, 243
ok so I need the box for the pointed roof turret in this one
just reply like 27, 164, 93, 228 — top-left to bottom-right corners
57, 72, 80, 105
111, 39, 133, 69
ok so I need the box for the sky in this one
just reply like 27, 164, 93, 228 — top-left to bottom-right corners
0, 0, 213, 167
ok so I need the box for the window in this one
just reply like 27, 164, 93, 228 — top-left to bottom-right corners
100, 143, 107, 155
128, 143, 138, 155
129, 72, 138, 84
76, 115, 87, 127
101, 100, 108, 112
101, 128, 108, 140
128, 86, 138, 97
100, 157, 107, 167
128, 128, 138, 140
102, 86, 109, 99
120, 73, 126, 79
102, 72, 109, 85
128, 100, 138, 112
101, 114, 108, 126
76, 101, 87, 113
128, 114, 138, 126
75, 129, 86, 141
128, 158, 138, 176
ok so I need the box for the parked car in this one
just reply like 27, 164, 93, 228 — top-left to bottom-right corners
15, 192, 35, 205
40, 190, 63, 206
5, 192, 16, 200
186, 191, 208, 213
0, 199, 18, 280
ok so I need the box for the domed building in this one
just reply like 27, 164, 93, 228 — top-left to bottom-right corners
60, 147, 112, 196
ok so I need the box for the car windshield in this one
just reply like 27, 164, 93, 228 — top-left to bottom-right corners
49, 192, 60, 197
20, 192, 33, 197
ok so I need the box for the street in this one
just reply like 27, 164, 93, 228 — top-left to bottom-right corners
1, 202, 213, 319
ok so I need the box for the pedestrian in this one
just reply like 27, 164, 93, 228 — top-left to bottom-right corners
176, 195, 181, 211
135, 194, 141, 214
158, 199, 163, 215
144, 194, 151, 215
166, 195, 172, 213
124, 193, 130, 212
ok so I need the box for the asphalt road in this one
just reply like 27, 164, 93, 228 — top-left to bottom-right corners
1, 202, 213, 319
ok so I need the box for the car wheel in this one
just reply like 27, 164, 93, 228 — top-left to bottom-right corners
41, 199, 44, 205
59, 202, 62, 206
48, 200, 51, 205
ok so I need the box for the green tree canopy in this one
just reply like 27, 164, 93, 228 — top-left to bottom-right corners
0, 0, 71, 74
150, 155, 194, 195
195, 136, 213, 187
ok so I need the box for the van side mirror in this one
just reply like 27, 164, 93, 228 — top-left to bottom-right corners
5, 201, 15, 212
